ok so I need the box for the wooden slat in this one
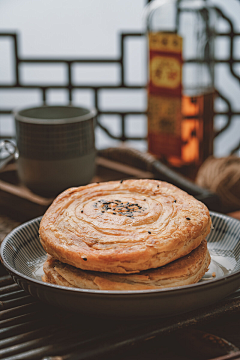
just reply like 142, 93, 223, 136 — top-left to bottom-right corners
0, 180, 52, 206
96, 156, 154, 179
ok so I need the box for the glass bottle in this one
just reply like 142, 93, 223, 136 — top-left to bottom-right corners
145, 0, 216, 179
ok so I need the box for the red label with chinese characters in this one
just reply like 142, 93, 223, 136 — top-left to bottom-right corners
148, 32, 183, 157
149, 51, 182, 96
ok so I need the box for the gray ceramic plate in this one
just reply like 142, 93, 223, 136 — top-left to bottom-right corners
1, 212, 240, 318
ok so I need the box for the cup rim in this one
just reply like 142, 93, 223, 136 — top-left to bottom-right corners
13, 105, 97, 125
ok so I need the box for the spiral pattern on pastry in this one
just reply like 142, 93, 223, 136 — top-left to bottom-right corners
39, 179, 211, 273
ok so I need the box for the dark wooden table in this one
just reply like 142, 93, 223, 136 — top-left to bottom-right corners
0, 156, 240, 360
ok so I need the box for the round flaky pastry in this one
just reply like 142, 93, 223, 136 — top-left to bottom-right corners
42, 240, 211, 290
39, 179, 211, 274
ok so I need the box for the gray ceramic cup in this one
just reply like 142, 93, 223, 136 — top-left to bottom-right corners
11, 105, 97, 197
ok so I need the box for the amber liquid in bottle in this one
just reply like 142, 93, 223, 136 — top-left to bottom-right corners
168, 92, 214, 179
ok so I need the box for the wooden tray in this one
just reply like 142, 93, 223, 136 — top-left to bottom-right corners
0, 154, 154, 222
0, 146, 223, 222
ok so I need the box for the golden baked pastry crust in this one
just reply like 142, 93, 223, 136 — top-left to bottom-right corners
43, 240, 211, 290
39, 179, 211, 274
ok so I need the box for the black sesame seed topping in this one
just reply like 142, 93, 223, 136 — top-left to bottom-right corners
93, 199, 147, 218
148, 231, 151, 234
144, 199, 146, 201
157, 185, 159, 188
81, 210, 83, 213
82, 257, 87, 261
186, 217, 191, 220
174, 200, 177, 203
120, 180, 123, 184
